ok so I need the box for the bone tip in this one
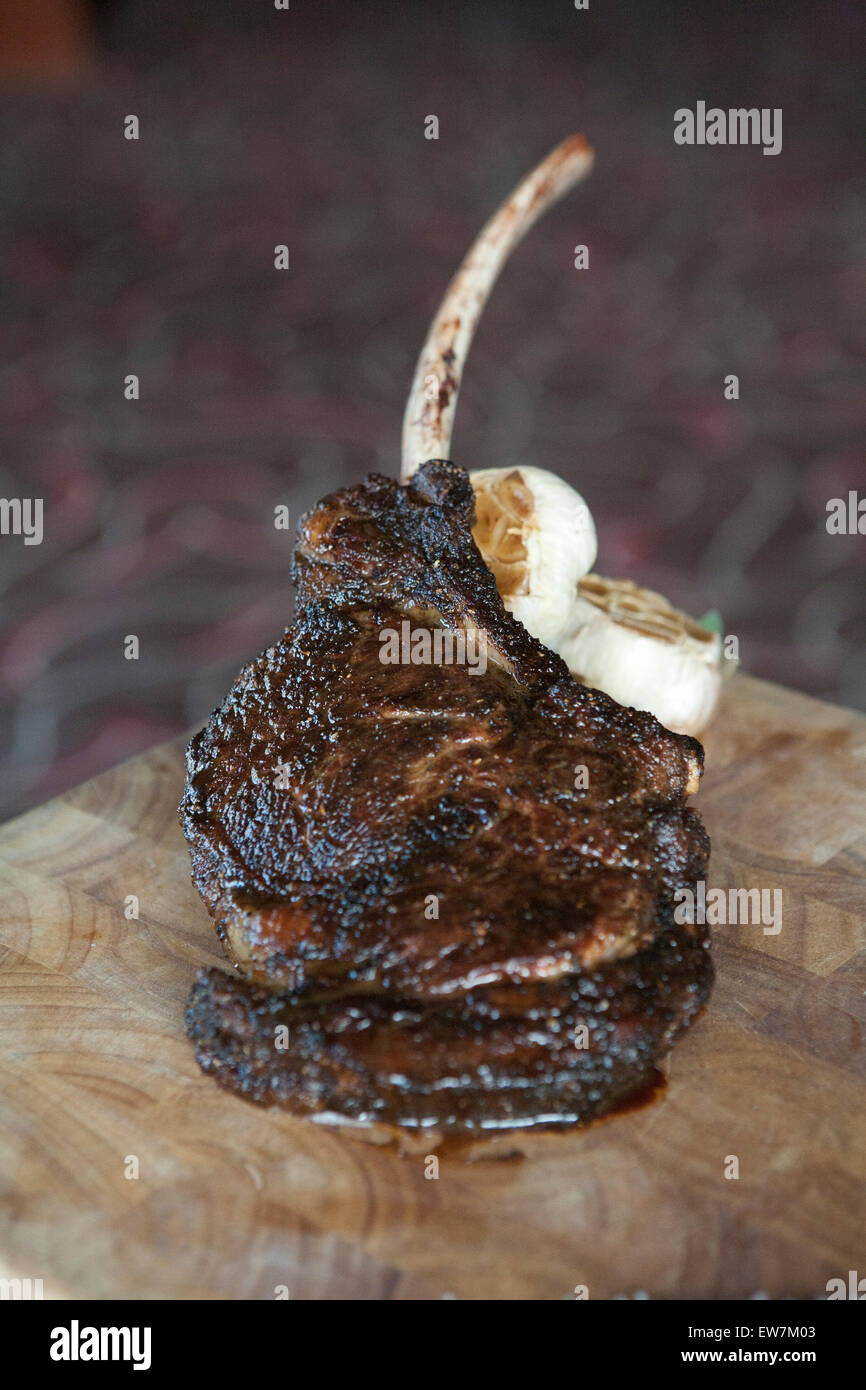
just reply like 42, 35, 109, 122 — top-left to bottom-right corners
560, 132, 594, 163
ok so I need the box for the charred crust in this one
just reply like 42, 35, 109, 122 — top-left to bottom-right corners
180, 461, 712, 1135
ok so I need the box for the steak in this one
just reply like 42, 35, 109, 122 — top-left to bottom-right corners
181, 460, 712, 1137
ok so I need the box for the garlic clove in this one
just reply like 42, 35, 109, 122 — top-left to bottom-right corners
559, 575, 723, 736
470, 466, 597, 650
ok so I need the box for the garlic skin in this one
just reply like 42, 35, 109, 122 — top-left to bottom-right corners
560, 576, 723, 736
470, 466, 597, 651
469, 464, 721, 738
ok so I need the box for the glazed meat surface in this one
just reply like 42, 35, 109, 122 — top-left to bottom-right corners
181, 461, 712, 1135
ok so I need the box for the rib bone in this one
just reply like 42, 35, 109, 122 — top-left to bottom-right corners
401, 134, 594, 480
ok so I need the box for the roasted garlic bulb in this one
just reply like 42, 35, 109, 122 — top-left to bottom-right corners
560, 576, 723, 735
470, 466, 596, 650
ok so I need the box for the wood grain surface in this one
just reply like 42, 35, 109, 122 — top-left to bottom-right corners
0, 673, 864, 1300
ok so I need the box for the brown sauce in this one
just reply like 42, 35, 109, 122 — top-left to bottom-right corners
320, 1067, 669, 1163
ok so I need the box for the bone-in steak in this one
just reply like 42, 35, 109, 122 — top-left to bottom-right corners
181, 461, 712, 1135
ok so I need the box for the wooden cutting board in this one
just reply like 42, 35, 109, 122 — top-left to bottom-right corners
1, 672, 864, 1300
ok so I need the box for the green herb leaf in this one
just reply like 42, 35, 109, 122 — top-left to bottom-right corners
697, 609, 723, 635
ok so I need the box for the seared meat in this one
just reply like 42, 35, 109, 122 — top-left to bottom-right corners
180, 461, 712, 1135
187, 923, 710, 1132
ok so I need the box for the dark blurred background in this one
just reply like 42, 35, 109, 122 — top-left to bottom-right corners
0, 0, 863, 822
